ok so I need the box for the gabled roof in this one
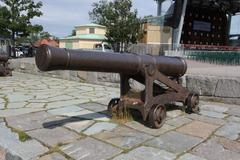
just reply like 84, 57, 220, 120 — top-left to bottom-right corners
60, 34, 106, 40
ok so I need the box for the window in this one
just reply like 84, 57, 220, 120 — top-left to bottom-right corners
89, 28, 95, 34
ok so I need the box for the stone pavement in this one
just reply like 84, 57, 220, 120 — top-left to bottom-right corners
1, 72, 240, 160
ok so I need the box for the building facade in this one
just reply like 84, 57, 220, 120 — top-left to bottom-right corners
59, 24, 106, 49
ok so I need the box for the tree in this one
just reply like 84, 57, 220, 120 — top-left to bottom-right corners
89, 0, 143, 52
0, 6, 11, 38
0, 0, 43, 44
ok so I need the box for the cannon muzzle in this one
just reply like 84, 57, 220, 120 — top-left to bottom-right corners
36, 45, 187, 77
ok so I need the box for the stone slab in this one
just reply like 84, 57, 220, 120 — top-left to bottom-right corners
83, 122, 117, 135
0, 123, 48, 160
73, 109, 110, 121
0, 103, 4, 110
0, 107, 45, 117
217, 137, 240, 153
47, 105, 84, 116
166, 116, 192, 127
7, 102, 28, 109
186, 114, 226, 125
64, 120, 95, 133
125, 121, 175, 136
26, 103, 46, 108
177, 153, 207, 160
7, 93, 33, 103
78, 102, 107, 113
186, 75, 218, 96
200, 110, 227, 119
227, 107, 240, 117
167, 110, 183, 118
94, 126, 153, 149
193, 137, 240, 160
38, 152, 67, 160
6, 111, 66, 131
177, 121, 219, 139
61, 137, 122, 160
227, 116, 240, 123
215, 78, 240, 98
200, 104, 229, 113
27, 127, 79, 147
145, 131, 203, 155
112, 146, 176, 160
215, 122, 240, 140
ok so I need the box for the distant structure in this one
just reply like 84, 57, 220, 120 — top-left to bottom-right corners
152, 0, 240, 50
59, 24, 106, 49
34, 39, 59, 47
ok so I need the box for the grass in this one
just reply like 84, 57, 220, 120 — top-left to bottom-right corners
11, 129, 31, 142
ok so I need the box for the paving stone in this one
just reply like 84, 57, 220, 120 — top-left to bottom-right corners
125, 121, 175, 136
145, 131, 203, 155
27, 127, 79, 147
64, 120, 95, 133
47, 105, 84, 116
186, 114, 226, 125
227, 107, 240, 117
112, 146, 176, 160
217, 137, 240, 153
78, 102, 107, 113
166, 116, 192, 127
46, 95, 75, 102
61, 137, 122, 160
46, 99, 90, 109
193, 137, 240, 160
7, 102, 28, 109
177, 121, 219, 139
167, 110, 183, 118
7, 93, 33, 103
26, 103, 46, 108
200, 104, 229, 113
94, 126, 153, 149
215, 122, 240, 140
6, 111, 66, 131
200, 110, 228, 119
0, 98, 5, 104
0, 123, 48, 160
73, 109, 110, 121
177, 153, 207, 160
227, 116, 240, 123
83, 122, 117, 135
38, 152, 67, 160
0, 107, 45, 117
0, 103, 4, 110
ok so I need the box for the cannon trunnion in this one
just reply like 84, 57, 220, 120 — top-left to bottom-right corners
0, 54, 12, 76
36, 45, 199, 129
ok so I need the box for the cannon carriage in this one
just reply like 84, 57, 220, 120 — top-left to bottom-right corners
35, 45, 199, 128
0, 54, 12, 76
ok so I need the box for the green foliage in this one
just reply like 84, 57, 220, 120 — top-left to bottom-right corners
0, 6, 11, 38
89, 0, 143, 52
0, 0, 43, 43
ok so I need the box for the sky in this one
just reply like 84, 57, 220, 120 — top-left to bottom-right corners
31, 0, 157, 37
1, 0, 239, 37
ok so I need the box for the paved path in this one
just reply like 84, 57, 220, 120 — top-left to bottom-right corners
1, 72, 240, 160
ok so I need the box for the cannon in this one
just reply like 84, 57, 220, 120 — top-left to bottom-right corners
0, 54, 12, 76
35, 45, 199, 128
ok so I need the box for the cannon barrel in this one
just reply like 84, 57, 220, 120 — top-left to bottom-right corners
35, 45, 187, 77
0, 54, 9, 62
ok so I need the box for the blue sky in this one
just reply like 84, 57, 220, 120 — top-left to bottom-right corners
31, 0, 157, 37
3, 0, 239, 38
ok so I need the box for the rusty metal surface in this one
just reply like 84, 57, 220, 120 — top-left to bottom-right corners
36, 45, 187, 77
35, 45, 199, 129
0, 54, 12, 76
